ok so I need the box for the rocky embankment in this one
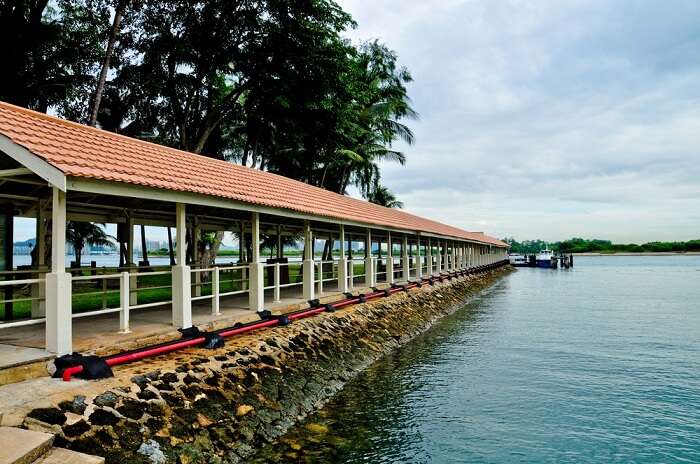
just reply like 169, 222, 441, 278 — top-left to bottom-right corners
22, 266, 511, 463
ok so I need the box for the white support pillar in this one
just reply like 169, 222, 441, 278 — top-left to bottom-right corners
45, 187, 72, 355
402, 235, 410, 281
387, 232, 394, 284
338, 225, 348, 293
239, 221, 247, 290
193, 221, 201, 297
248, 212, 264, 311
212, 267, 221, 315
303, 221, 315, 300
31, 203, 47, 317
450, 241, 458, 271
172, 203, 192, 328
435, 241, 442, 273
426, 238, 433, 275
119, 271, 130, 333
416, 238, 423, 278
364, 229, 374, 287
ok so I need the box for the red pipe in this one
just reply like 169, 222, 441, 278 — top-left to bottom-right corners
61, 264, 502, 381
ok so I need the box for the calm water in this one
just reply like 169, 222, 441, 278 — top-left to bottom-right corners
254, 256, 700, 463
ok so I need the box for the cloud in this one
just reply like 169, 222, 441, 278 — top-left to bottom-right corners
337, 0, 700, 242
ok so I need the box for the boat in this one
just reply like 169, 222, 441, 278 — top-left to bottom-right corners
535, 248, 555, 268
508, 253, 529, 267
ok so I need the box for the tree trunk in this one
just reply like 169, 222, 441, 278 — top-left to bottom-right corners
140, 224, 149, 264
75, 246, 82, 268
167, 227, 175, 266
89, 0, 129, 126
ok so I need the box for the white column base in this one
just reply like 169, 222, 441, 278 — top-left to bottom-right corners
387, 256, 394, 284
364, 257, 374, 287
416, 256, 423, 278
172, 265, 192, 328
303, 259, 315, 300
45, 272, 72, 355
338, 258, 348, 293
248, 262, 264, 312
402, 255, 410, 281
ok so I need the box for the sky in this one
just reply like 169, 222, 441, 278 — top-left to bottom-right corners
336, 0, 700, 242
13, 1, 700, 244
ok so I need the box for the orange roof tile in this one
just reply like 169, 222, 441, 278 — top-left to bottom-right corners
0, 101, 505, 247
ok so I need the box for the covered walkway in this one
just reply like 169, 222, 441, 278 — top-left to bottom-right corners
0, 101, 508, 372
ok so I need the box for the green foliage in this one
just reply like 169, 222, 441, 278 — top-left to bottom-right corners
66, 221, 114, 266
503, 237, 700, 254
2, 1, 413, 205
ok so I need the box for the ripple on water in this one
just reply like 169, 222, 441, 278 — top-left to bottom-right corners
252, 256, 700, 463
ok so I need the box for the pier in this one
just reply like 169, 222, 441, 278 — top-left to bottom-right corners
0, 101, 508, 383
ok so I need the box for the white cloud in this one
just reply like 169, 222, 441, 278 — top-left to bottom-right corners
337, 0, 700, 242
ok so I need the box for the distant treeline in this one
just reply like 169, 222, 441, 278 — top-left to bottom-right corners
503, 238, 700, 254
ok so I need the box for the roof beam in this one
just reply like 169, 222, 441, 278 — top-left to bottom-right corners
0, 168, 32, 177
0, 134, 66, 191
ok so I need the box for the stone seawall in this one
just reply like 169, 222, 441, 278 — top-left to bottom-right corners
22, 267, 512, 464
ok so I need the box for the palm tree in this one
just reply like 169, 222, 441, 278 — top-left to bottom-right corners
66, 222, 114, 267
367, 184, 403, 209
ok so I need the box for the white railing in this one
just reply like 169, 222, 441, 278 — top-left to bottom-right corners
262, 261, 302, 303
349, 258, 366, 289
0, 277, 46, 329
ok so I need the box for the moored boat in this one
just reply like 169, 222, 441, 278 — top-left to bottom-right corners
509, 253, 529, 267
536, 248, 555, 268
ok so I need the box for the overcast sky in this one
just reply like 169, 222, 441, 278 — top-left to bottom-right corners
337, 0, 700, 242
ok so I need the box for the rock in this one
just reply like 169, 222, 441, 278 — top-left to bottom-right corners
236, 405, 254, 417
137, 439, 167, 464
88, 409, 119, 426
59, 395, 87, 415
93, 392, 118, 408
27, 407, 67, 425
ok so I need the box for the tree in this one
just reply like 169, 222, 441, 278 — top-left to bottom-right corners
0, 0, 110, 113
367, 184, 403, 209
89, 0, 130, 126
66, 221, 114, 267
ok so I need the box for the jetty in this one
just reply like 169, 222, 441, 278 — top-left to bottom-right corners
0, 101, 508, 385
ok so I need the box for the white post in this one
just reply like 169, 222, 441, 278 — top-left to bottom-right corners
338, 225, 348, 293
31, 203, 46, 317
249, 212, 264, 311
45, 187, 72, 354
364, 229, 374, 287
273, 262, 281, 303
426, 238, 433, 275
193, 221, 201, 297
349, 255, 354, 289
303, 221, 315, 300
317, 256, 323, 295
451, 241, 458, 271
239, 221, 247, 290
416, 239, 423, 278
172, 203, 192, 328
119, 271, 130, 333
443, 241, 449, 272
212, 267, 221, 315
402, 235, 410, 281
387, 232, 394, 284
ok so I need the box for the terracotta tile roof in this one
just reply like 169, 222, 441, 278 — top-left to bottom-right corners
0, 101, 506, 247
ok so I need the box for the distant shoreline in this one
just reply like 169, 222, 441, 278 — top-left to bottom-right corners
572, 252, 700, 256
